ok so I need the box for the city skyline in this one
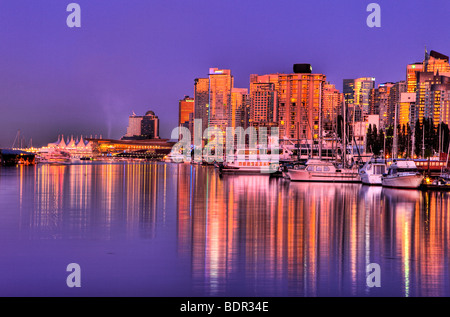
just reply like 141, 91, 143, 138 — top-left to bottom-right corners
1, 0, 450, 147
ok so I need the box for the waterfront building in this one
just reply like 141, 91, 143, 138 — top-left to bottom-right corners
178, 95, 194, 129
229, 87, 250, 130
194, 77, 210, 133
322, 82, 343, 133
343, 77, 375, 122
248, 81, 277, 128
250, 66, 327, 143
123, 111, 160, 140
89, 138, 175, 160
208, 68, 234, 132
369, 82, 394, 129
415, 71, 450, 127
425, 50, 450, 75
407, 63, 424, 93
399, 92, 416, 127
405, 50, 450, 128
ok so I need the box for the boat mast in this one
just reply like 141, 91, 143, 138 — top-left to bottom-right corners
343, 97, 347, 167
319, 81, 322, 160
393, 101, 398, 159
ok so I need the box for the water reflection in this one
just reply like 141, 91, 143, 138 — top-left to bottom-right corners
2, 163, 450, 296
12, 163, 174, 240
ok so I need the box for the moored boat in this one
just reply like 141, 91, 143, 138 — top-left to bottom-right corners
359, 157, 387, 185
287, 159, 361, 183
218, 148, 280, 174
381, 160, 423, 189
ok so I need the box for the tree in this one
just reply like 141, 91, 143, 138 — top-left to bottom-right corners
366, 124, 373, 153
414, 119, 422, 157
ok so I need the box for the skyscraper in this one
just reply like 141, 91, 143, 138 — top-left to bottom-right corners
208, 68, 234, 132
194, 77, 210, 133
123, 111, 160, 140
178, 95, 194, 140
322, 82, 343, 132
248, 81, 277, 128
343, 77, 375, 122
179, 95, 194, 128
251, 68, 327, 142
229, 87, 250, 130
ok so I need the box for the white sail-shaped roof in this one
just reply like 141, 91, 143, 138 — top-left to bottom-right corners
57, 135, 67, 148
66, 135, 77, 148
76, 135, 87, 148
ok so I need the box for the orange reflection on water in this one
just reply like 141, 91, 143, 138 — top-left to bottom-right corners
176, 164, 450, 296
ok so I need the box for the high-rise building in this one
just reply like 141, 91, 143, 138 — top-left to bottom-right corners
208, 68, 234, 132
178, 95, 194, 140
251, 68, 327, 142
141, 111, 159, 139
425, 50, 450, 74
406, 50, 450, 127
248, 81, 277, 128
407, 63, 424, 93
343, 77, 375, 122
194, 78, 210, 133
179, 95, 194, 128
229, 88, 250, 129
123, 111, 160, 140
388, 81, 407, 127
399, 92, 416, 128
125, 112, 143, 137
415, 72, 450, 126
322, 82, 343, 132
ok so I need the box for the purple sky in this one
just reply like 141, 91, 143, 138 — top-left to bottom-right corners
0, 0, 449, 147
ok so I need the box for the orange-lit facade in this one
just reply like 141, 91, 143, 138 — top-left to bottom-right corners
178, 95, 194, 128
89, 138, 175, 160
194, 77, 210, 133
251, 72, 327, 141
208, 68, 234, 132
229, 87, 250, 129
322, 83, 343, 131
249, 81, 277, 127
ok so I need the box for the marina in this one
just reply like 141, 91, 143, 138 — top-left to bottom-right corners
1, 162, 450, 297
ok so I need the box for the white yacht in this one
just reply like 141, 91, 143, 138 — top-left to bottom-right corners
381, 160, 423, 189
287, 159, 361, 183
359, 158, 387, 185
219, 149, 280, 174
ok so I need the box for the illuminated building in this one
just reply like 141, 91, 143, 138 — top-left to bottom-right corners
406, 50, 450, 127
178, 95, 194, 140
250, 66, 327, 142
194, 77, 210, 133
407, 63, 424, 93
123, 111, 160, 140
425, 50, 450, 74
322, 83, 343, 132
248, 81, 277, 128
89, 138, 175, 160
415, 71, 450, 126
399, 92, 416, 127
208, 68, 234, 132
229, 87, 250, 129
388, 81, 407, 127
343, 77, 375, 122
178, 95, 194, 128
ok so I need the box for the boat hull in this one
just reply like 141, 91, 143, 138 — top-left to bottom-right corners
288, 169, 361, 183
360, 174, 382, 185
381, 174, 424, 189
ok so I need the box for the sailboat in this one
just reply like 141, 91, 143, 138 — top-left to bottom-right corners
287, 91, 361, 183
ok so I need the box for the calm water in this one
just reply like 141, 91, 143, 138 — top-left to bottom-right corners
0, 162, 450, 297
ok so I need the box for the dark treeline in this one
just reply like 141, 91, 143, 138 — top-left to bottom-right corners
365, 118, 450, 158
